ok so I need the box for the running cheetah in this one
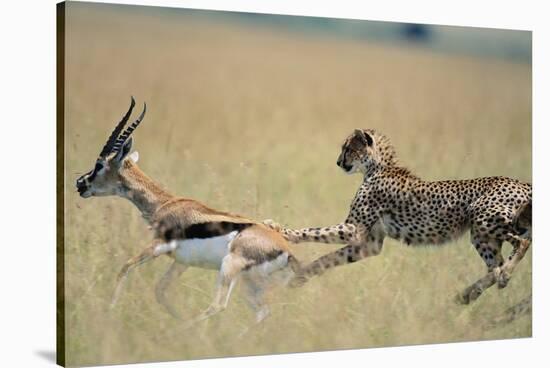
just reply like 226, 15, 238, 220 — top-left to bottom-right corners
265, 129, 531, 304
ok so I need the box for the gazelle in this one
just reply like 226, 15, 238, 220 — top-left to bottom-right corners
76, 97, 301, 328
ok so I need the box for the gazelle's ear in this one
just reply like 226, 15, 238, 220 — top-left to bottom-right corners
128, 151, 139, 163
353, 129, 374, 147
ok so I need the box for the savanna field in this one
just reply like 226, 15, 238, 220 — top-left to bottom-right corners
62, 4, 532, 366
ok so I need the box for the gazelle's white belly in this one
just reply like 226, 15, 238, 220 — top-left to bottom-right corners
155, 231, 238, 270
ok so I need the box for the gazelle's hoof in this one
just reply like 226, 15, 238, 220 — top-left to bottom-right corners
109, 295, 120, 309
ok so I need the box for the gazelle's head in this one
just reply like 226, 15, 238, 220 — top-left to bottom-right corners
76, 97, 145, 198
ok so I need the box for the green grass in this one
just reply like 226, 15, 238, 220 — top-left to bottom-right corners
63, 3, 531, 366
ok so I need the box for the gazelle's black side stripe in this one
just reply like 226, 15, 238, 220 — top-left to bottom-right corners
186, 222, 253, 239
161, 221, 253, 241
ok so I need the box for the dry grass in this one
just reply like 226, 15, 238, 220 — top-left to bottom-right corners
63, 3, 531, 366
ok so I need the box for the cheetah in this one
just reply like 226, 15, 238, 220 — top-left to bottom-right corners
265, 129, 531, 305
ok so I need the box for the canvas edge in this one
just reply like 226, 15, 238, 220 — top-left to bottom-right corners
56, 1, 66, 367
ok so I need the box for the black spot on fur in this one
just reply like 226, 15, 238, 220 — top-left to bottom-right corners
364, 132, 373, 146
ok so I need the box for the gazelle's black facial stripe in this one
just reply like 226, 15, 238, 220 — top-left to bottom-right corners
86, 161, 104, 181
79, 167, 97, 184
76, 160, 105, 193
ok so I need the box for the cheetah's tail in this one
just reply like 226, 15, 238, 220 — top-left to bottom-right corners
513, 200, 531, 239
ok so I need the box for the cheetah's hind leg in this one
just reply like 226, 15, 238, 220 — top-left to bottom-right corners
455, 235, 531, 305
454, 271, 497, 305
495, 234, 531, 289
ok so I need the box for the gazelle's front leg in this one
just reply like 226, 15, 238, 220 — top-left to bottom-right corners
111, 240, 161, 308
180, 253, 243, 329
263, 219, 358, 244
155, 261, 188, 319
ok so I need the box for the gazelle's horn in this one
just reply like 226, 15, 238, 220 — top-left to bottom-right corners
112, 102, 147, 153
99, 96, 135, 158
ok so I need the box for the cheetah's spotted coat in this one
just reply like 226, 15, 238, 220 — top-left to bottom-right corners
265, 129, 531, 305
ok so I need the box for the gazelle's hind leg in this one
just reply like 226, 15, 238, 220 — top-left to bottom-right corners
155, 261, 188, 319
243, 275, 270, 322
111, 242, 159, 308
236, 274, 271, 338
181, 253, 246, 329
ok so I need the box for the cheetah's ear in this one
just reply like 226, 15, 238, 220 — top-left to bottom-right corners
354, 129, 374, 147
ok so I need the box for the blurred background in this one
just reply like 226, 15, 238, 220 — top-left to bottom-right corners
186, 7, 531, 63
63, 2, 531, 366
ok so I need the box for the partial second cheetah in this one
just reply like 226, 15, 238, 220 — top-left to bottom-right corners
265, 129, 531, 305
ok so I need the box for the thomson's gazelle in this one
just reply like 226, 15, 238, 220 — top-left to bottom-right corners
76, 97, 301, 327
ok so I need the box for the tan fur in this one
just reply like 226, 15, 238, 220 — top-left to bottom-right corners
151, 196, 255, 233
77, 101, 300, 329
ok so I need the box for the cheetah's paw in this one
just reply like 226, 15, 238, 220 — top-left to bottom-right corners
288, 274, 308, 288
262, 219, 283, 232
494, 267, 511, 289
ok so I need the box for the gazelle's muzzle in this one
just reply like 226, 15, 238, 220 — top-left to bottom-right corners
76, 175, 90, 197
75, 97, 146, 199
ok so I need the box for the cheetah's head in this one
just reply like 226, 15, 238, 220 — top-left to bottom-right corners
337, 129, 395, 175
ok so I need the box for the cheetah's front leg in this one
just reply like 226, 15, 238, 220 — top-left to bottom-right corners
288, 224, 380, 287
262, 219, 358, 245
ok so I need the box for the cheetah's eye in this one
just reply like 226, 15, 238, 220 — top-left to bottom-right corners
349, 136, 367, 150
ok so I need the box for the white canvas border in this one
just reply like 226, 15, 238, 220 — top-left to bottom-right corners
0, 0, 547, 367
